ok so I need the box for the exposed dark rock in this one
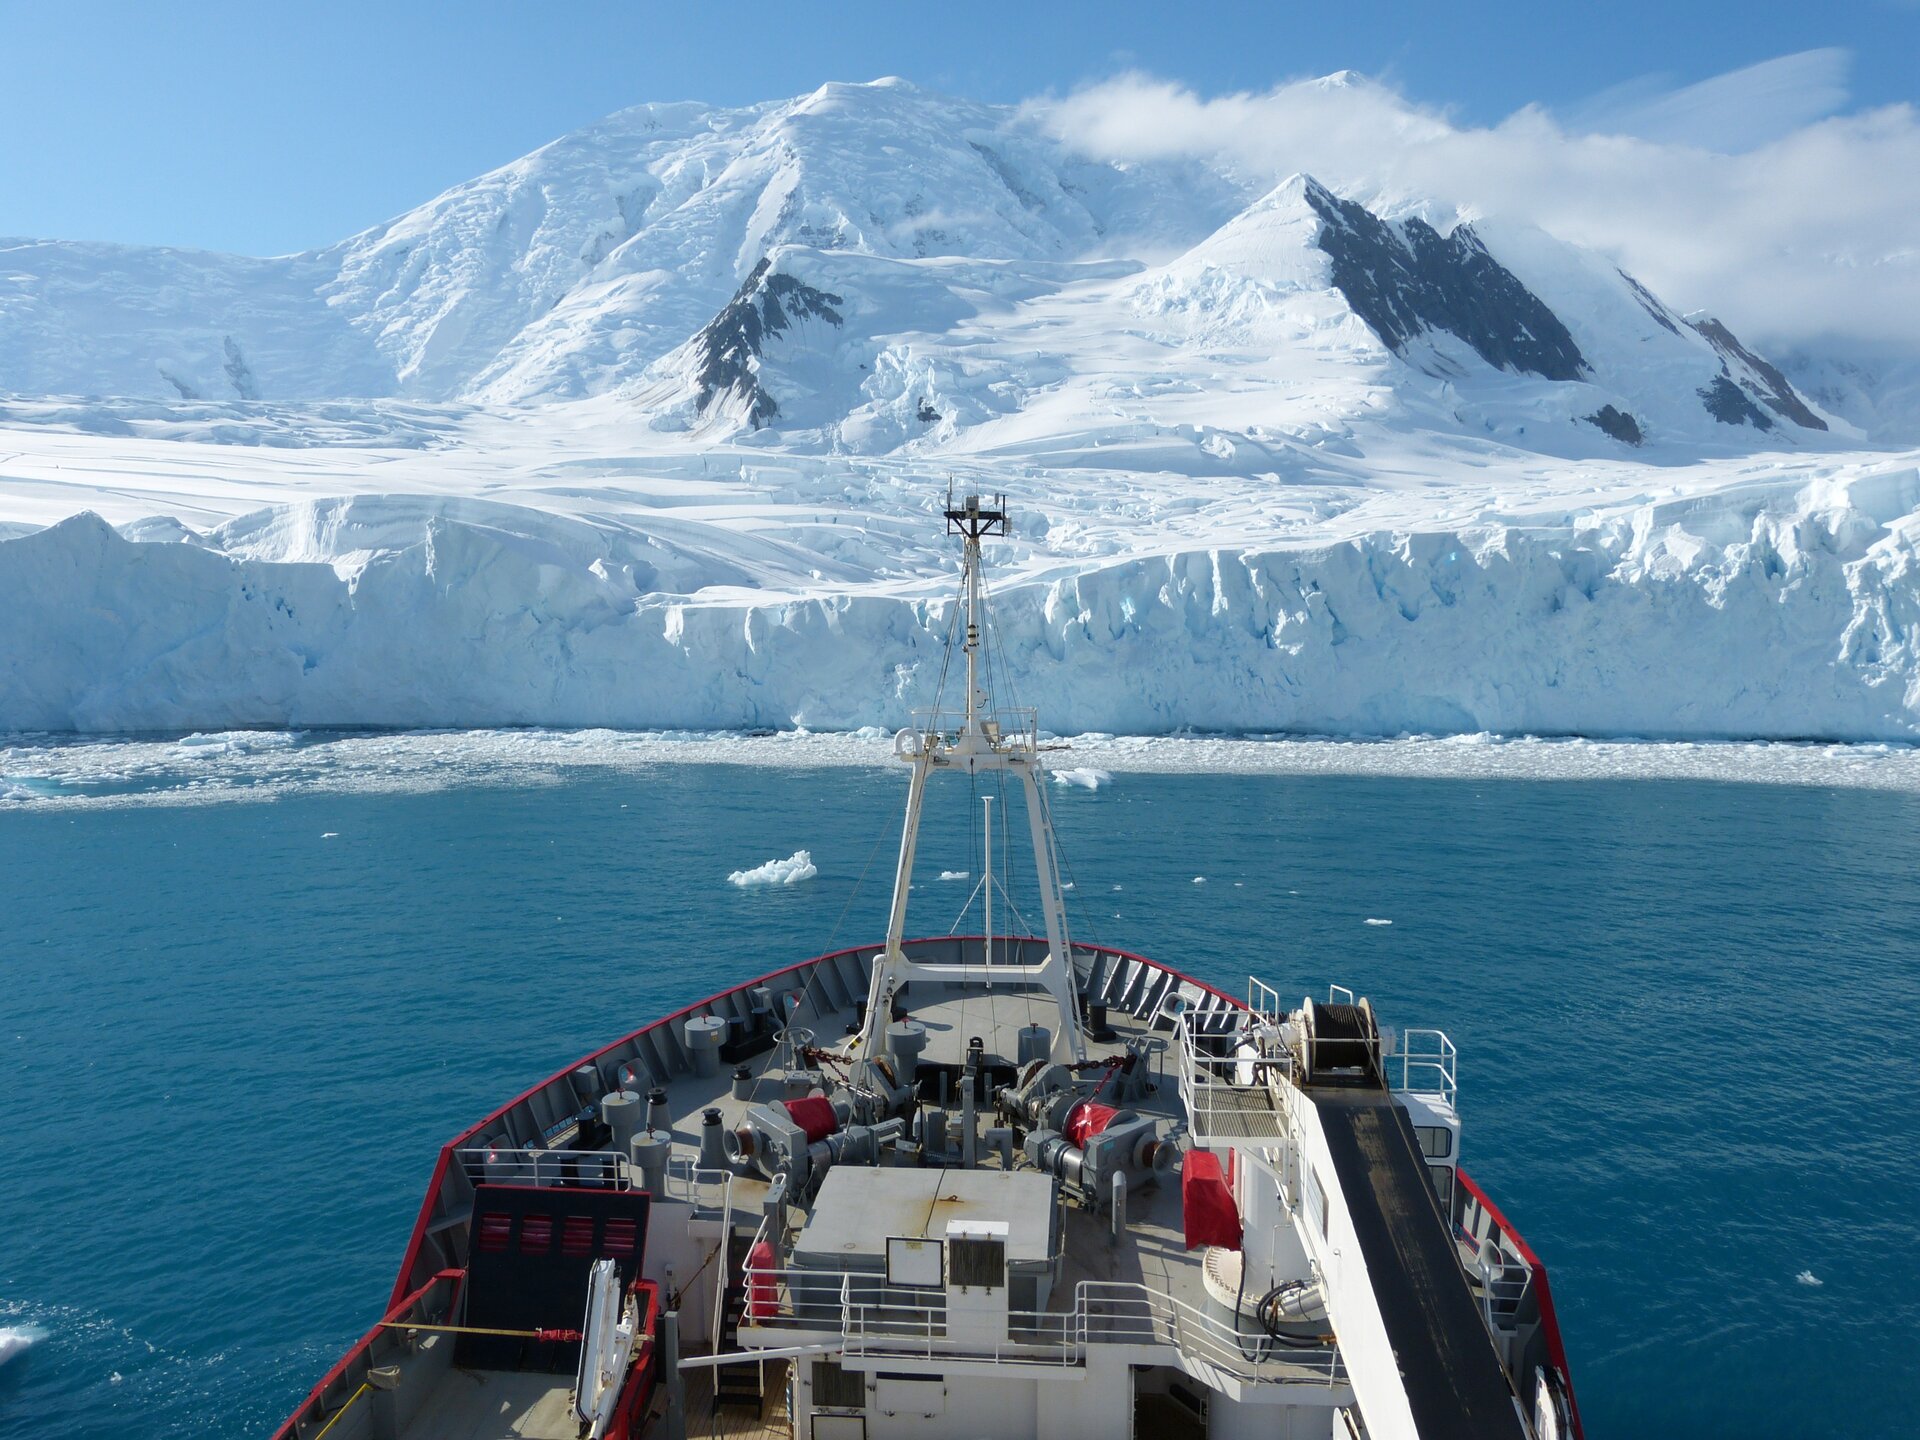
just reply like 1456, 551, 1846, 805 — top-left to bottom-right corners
1698, 373, 1774, 430
222, 336, 260, 401
1619, 271, 1682, 336
916, 399, 941, 424
1690, 316, 1827, 431
969, 142, 1047, 212
1301, 180, 1587, 382
1586, 404, 1643, 445
688, 257, 844, 427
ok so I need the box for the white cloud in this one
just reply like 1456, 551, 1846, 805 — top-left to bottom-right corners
1027, 60, 1920, 353
1567, 49, 1851, 151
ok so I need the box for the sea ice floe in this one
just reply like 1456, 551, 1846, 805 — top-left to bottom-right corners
1795, 1270, 1823, 1287
1052, 768, 1113, 790
728, 849, 819, 887
1364, 917, 1393, 926
937, 870, 970, 881
7, 729, 1920, 814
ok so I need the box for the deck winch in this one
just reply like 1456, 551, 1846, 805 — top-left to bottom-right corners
1024, 1103, 1172, 1207
722, 1098, 906, 1195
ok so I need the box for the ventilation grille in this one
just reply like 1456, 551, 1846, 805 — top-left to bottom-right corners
812, 1359, 866, 1410
947, 1236, 1006, 1289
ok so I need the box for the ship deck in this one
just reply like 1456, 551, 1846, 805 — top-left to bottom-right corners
655, 983, 1223, 1305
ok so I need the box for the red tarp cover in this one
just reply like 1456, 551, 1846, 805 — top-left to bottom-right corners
782, 1096, 839, 1143
1182, 1149, 1243, 1250
1064, 1101, 1120, 1149
746, 1241, 777, 1320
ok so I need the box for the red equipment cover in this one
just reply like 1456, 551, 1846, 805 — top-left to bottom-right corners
1181, 1149, 1243, 1250
746, 1240, 777, 1320
1064, 1101, 1120, 1149
782, 1096, 839, 1143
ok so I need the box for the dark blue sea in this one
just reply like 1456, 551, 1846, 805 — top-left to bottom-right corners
3, 758, 1918, 1438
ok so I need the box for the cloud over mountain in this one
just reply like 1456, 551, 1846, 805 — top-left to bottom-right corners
1029, 57, 1920, 354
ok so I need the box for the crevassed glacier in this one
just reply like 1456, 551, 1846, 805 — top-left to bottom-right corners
6, 464, 1920, 740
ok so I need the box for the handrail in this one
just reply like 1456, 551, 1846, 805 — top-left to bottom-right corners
1388, 1028, 1458, 1107
455, 1145, 630, 1190
1174, 1011, 1294, 1144
732, 1258, 1342, 1387
1247, 976, 1284, 1024
712, 1173, 736, 1357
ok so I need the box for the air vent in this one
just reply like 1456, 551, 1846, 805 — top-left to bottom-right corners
812, 1359, 866, 1410
947, 1235, 1006, 1289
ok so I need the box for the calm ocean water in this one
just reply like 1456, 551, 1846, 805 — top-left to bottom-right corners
3, 760, 1918, 1438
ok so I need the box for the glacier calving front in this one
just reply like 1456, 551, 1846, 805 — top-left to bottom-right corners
3, 78, 1919, 737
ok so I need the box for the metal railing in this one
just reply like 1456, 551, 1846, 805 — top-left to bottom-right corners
1388, 1029, 1457, 1107
1454, 1189, 1536, 1332
1174, 1012, 1293, 1145
736, 1253, 1342, 1388
453, 1148, 731, 1209
1247, 976, 1284, 1024
899, 706, 1040, 757
455, 1146, 630, 1190
1077, 1282, 1342, 1387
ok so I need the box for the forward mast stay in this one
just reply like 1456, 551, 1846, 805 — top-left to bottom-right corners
857, 492, 1085, 1065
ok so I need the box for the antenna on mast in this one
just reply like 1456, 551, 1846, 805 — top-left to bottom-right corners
943, 488, 1009, 740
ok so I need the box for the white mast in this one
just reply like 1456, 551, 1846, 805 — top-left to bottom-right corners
858, 492, 1083, 1064
982, 795, 992, 972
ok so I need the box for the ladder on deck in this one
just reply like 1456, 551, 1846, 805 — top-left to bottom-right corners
713, 1232, 764, 1413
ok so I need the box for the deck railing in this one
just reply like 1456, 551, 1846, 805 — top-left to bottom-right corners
451, 1147, 730, 1208
1388, 1028, 1458, 1107
454, 1145, 630, 1190
1173, 1011, 1293, 1145
899, 706, 1040, 757
1455, 1183, 1537, 1330
737, 1252, 1341, 1387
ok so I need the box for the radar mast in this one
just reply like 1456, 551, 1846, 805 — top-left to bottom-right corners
855, 491, 1084, 1065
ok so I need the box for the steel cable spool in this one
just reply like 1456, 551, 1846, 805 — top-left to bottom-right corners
1303, 996, 1381, 1080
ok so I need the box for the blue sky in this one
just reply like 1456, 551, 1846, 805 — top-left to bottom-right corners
1, 0, 1916, 256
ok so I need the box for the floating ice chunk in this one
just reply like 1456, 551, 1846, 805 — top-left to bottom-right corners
1795, 1270, 1823, 1287
1052, 768, 1113, 790
937, 870, 970, 881
0, 1325, 44, 1366
1364, 917, 1393, 926
728, 850, 818, 887
1193, 876, 1207, 884
321, 831, 338, 839
850, 726, 889, 740
175, 730, 300, 758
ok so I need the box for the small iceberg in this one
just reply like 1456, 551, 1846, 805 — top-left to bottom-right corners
728, 850, 818, 887
1052, 768, 1113, 790
1795, 1270, 1823, 1287
1364, 917, 1393, 926
937, 870, 970, 881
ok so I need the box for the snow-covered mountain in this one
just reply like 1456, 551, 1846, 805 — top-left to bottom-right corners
4, 77, 1920, 741
0, 78, 1852, 450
